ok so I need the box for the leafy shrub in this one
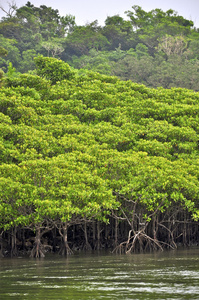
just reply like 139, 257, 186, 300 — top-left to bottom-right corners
34, 56, 75, 84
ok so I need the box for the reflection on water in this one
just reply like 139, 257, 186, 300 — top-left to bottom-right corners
0, 247, 199, 299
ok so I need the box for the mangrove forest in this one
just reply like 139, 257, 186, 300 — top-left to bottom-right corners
0, 56, 199, 257
0, 3, 199, 257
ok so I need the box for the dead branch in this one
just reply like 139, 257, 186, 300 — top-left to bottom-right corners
0, 1, 17, 18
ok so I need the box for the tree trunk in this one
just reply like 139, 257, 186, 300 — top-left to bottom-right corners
92, 220, 96, 245
83, 221, 92, 251
114, 218, 118, 247
59, 223, 73, 255
52, 227, 57, 253
96, 221, 101, 250
0, 231, 4, 257
30, 227, 45, 258
11, 227, 18, 257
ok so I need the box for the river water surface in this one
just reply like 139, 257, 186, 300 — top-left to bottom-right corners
0, 247, 199, 299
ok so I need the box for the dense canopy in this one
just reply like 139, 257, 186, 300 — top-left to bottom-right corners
0, 56, 199, 256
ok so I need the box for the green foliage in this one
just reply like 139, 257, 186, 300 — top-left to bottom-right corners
0, 3, 199, 90
0, 46, 8, 57
3, 73, 51, 99
0, 59, 199, 235
64, 21, 108, 57
34, 56, 74, 84
19, 49, 37, 73
6, 62, 19, 78
0, 69, 4, 87
0, 35, 21, 71
126, 5, 193, 52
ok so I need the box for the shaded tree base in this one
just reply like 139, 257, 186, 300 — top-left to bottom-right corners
30, 242, 45, 258
59, 243, 73, 256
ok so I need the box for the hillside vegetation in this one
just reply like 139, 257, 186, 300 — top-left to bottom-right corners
0, 3, 199, 90
0, 56, 199, 257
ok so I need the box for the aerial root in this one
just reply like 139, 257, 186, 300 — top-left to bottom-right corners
59, 242, 73, 256
112, 231, 164, 254
30, 242, 45, 258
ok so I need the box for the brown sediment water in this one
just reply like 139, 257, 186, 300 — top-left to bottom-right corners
0, 247, 199, 299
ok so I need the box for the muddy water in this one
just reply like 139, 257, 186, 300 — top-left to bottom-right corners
0, 247, 199, 299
